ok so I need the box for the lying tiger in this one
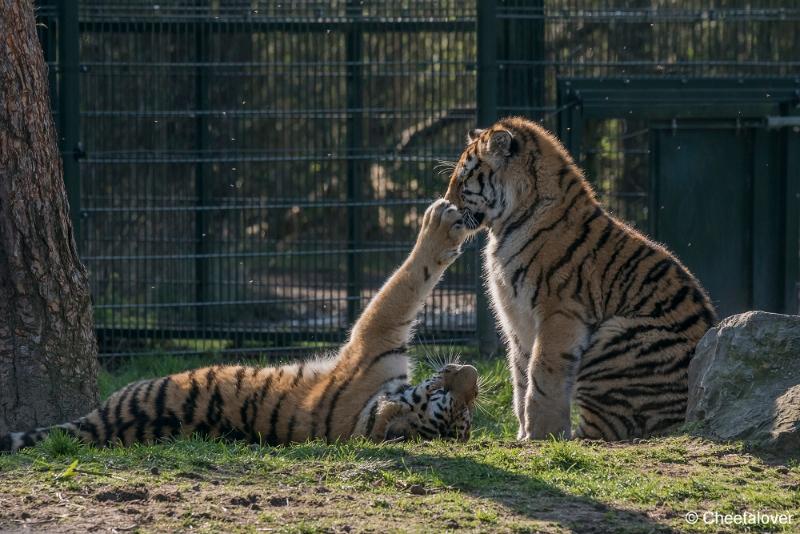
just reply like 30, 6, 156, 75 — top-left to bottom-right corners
1, 199, 477, 452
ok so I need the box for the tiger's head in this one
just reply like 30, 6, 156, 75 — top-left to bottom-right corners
374, 363, 478, 442
444, 116, 588, 234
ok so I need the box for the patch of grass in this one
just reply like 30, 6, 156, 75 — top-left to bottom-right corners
37, 428, 83, 458
2, 432, 798, 532
2, 350, 799, 533
475, 507, 499, 523
537, 438, 597, 472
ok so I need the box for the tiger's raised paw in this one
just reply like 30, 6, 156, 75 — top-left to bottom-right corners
415, 199, 468, 266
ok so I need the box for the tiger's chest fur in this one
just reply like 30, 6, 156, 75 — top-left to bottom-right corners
485, 200, 717, 440
484, 237, 540, 352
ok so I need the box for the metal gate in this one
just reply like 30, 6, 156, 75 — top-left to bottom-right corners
558, 78, 800, 317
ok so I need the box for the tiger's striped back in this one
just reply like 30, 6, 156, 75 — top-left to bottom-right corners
2, 360, 327, 450
444, 117, 716, 441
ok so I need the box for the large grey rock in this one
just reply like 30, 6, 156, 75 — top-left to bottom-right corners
687, 311, 800, 455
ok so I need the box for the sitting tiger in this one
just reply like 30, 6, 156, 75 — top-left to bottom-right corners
444, 116, 716, 441
1, 199, 477, 452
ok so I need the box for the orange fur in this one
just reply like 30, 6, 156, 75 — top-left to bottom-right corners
1, 200, 477, 452
445, 117, 716, 440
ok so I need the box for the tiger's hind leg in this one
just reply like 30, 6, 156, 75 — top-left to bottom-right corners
506, 337, 530, 440
572, 318, 694, 441
523, 313, 589, 440
575, 382, 689, 440
573, 384, 637, 441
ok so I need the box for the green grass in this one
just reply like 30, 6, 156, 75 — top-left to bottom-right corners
2, 348, 799, 533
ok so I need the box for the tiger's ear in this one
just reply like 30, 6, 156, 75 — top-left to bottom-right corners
467, 128, 484, 143
487, 130, 513, 157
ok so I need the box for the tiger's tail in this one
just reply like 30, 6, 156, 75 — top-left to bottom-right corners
0, 412, 101, 453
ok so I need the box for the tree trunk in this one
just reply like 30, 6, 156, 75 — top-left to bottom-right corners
0, 0, 98, 434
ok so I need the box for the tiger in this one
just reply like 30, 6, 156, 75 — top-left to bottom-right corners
443, 116, 716, 441
0, 199, 477, 453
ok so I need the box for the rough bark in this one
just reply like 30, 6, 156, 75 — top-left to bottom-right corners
0, 0, 98, 434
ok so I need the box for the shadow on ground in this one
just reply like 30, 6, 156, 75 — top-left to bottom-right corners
284, 441, 679, 533
683, 426, 800, 467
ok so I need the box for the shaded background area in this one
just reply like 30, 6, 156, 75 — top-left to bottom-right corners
34, 1, 799, 360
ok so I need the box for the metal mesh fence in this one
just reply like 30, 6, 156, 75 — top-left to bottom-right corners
35, 1, 799, 359
498, 0, 799, 232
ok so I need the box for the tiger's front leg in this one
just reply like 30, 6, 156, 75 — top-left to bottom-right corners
524, 313, 588, 440
412, 198, 469, 268
506, 341, 530, 440
346, 199, 467, 354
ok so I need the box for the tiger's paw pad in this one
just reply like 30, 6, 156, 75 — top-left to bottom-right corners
418, 199, 468, 265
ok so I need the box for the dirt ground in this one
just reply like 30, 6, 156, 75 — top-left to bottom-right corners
1, 436, 798, 533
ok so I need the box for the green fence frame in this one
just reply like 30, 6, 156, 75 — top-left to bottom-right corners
36, 1, 800, 360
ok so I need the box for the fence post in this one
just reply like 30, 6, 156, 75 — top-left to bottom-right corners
345, 1, 364, 327
195, 21, 209, 330
497, 0, 545, 119
475, 0, 499, 357
59, 0, 81, 240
